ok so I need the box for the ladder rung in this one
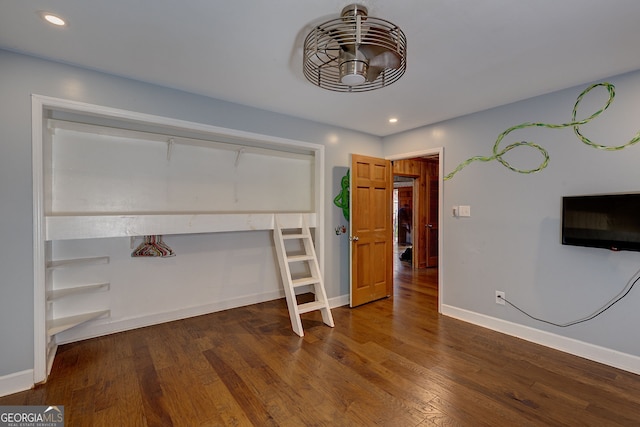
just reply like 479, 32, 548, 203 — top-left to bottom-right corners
287, 254, 314, 262
292, 277, 320, 287
297, 300, 328, 314
282, 233, 309, 240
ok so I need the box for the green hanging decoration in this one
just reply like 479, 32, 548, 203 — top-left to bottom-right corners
444, 82, 640, 180
333, 170, 350, 221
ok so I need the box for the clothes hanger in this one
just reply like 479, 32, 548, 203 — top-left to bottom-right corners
131, 235, 175, 257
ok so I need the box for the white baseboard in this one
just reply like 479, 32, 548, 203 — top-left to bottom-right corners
329, 294, 349, 308
442, 304, 640, 375
0, 369, 33, 398
55, 289, 287, 345
56, 291, 351, 345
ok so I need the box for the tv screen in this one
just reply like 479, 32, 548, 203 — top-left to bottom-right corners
562, 193, 640, 251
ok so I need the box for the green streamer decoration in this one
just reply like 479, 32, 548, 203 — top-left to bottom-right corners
334, 170, 350, 221
444, 82, 640, 181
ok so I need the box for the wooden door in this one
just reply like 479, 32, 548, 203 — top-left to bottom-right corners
350, 154, 393, 307
426, 175, 439, 267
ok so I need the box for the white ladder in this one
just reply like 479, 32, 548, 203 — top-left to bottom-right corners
273, 214, 334, 337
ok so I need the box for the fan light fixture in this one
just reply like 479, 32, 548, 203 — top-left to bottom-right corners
303, 4, 407, 92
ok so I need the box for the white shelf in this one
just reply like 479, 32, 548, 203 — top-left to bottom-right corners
46, 340, 57, 376
45, 212, 316, 240
47, 310, 110, 336
47, 283, 110, 301
46, 256, 110, 269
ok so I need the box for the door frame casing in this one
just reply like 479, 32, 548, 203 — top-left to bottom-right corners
386, 148, 444, 314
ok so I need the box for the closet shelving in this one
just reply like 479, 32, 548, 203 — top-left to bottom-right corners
46, 282, 110, 301
44, 255, 111, 372
46, 255, 109, 269
47, 310, 111, 336
33, 95, 324, 383
45, 256, 110, 329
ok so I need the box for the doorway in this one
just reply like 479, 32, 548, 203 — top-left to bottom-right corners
392, 155, 439, 269
388, 149, 443, 312
394, 178, 414, 266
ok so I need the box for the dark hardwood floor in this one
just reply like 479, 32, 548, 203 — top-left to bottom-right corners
2, 260, 640, 426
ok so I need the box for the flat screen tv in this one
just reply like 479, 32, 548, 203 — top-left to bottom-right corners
562, 193, 640, 251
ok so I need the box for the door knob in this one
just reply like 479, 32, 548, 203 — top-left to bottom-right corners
349, 236, 359, 241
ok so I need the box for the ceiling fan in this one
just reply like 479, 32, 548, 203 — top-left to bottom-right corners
303, 4, 407, 92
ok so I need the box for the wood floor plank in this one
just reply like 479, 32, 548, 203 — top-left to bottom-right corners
236, 328, 357, 425
130, 336, 175, 427
203, 348, 277, 426
201, 376, 253, 426
233, 330, 342, 425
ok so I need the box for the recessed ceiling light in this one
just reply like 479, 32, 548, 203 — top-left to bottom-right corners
40, 12, 66, 26
388, 118, 398, 124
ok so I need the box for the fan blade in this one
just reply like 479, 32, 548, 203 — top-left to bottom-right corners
360, 48, 401, 82
358, 26, 402, 82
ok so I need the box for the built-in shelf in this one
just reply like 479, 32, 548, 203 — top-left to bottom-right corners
46, 257, 111, 339
46, 256, 110, 269
45, 212, 316, 240
47, 283, 110, 301
46, 340, 57, 375
47, 310, 110, 336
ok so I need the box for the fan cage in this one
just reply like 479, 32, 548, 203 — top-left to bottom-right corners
303, 14, 407, 92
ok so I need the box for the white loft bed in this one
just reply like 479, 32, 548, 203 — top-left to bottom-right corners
32, 94, 325, 384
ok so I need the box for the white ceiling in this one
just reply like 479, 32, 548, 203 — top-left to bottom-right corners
2, 1, 640, 137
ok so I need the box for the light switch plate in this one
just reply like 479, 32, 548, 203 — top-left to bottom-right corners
459, 205, 471, 217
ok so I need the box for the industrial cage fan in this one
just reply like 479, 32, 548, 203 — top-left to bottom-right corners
303, 4, 407, 92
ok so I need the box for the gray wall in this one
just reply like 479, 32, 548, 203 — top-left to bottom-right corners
384, 70, 640, 356
0, 50, 382, 377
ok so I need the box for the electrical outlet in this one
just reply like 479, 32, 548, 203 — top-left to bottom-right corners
495, 291, 505, 305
